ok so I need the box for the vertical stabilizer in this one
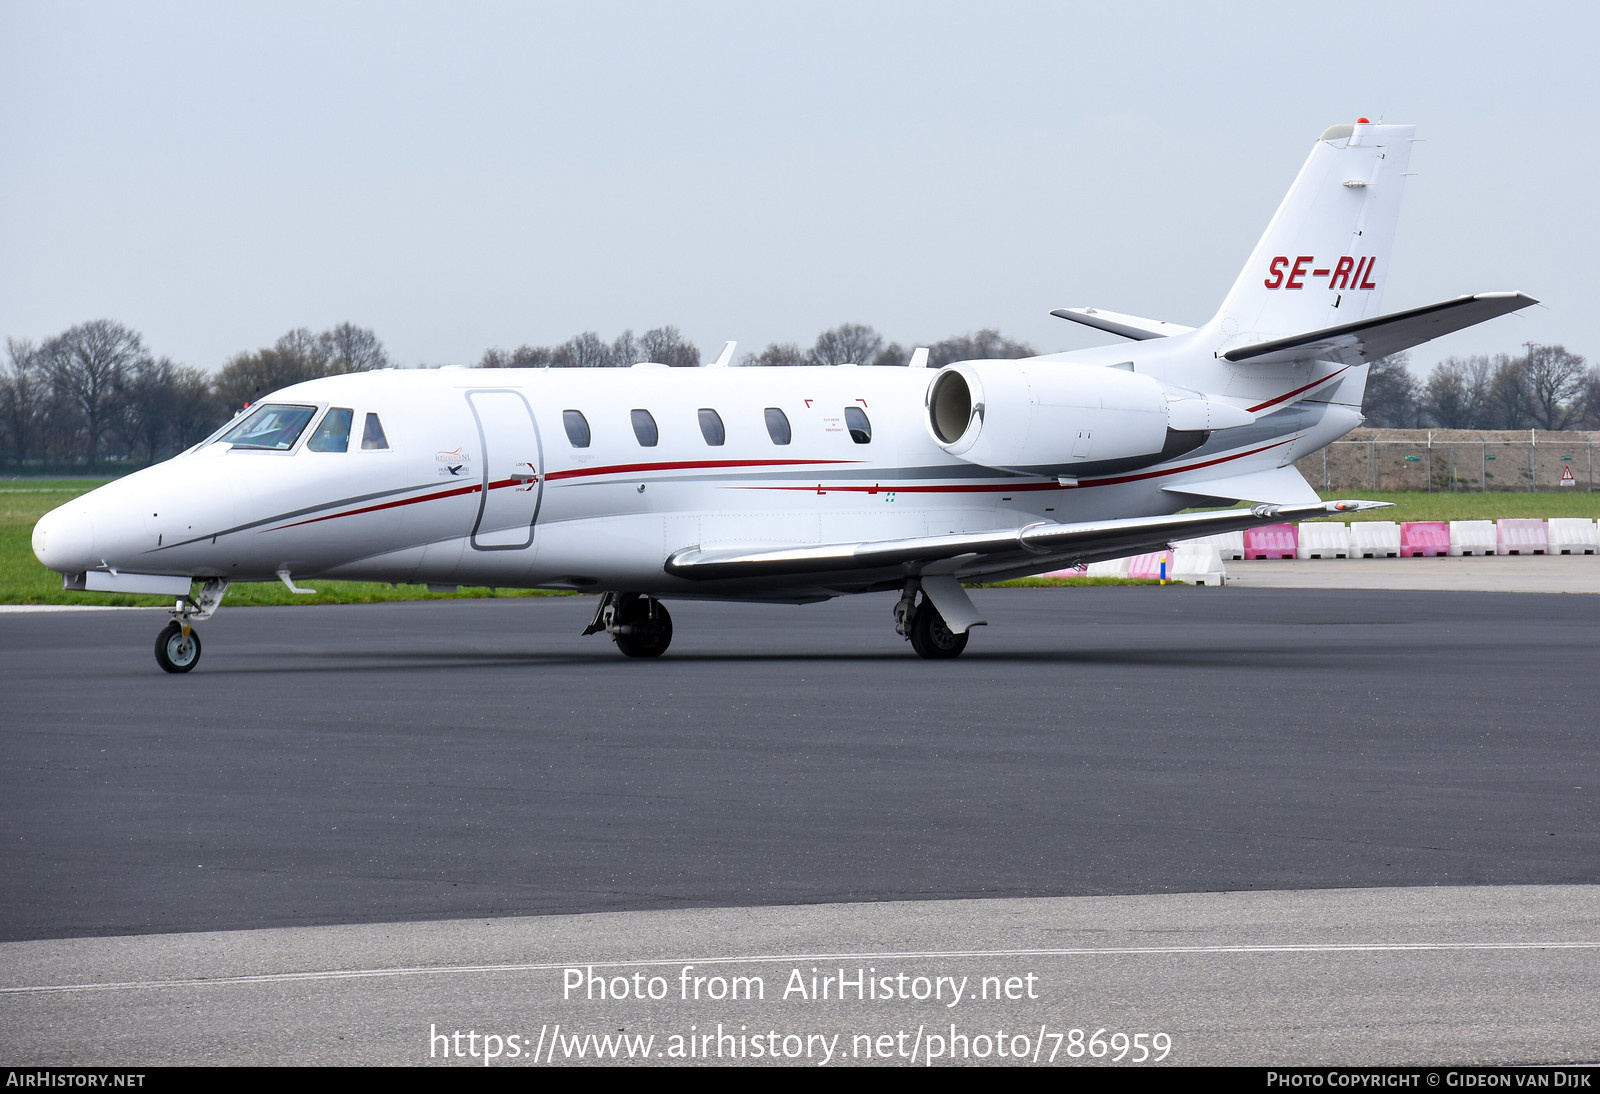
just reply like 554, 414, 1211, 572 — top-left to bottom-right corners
1211, 121, 1414, 349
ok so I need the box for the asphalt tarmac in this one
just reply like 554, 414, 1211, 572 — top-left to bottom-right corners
2, 586, 1598, 1064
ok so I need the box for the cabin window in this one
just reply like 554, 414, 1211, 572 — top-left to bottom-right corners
306, 407, 353, 452
361, 413, 390, 450
563, 409, 591, 448
764, 407, 791, 446
631, 409, 659, 447
844, 406, 872, 444
698, 408, 726, 446
218, 403, 317, 451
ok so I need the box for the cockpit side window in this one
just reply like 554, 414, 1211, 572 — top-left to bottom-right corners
306, 408, 354, 452
361, 413, 390, 450
218, 403, 317, 451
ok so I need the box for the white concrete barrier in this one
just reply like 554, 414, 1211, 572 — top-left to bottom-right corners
1496, 518, 1548, 556
1546, 518, 1598, 555
1179, 530, 1245, 561
1085, 557, 1130, 578
1296, 522, 1350, 559
1172, 542, 1226, 586
1450, 520, 1498, 556
1350, 521, 1401, 558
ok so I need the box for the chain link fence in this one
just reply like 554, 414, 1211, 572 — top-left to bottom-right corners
1296, 430, 1599, 493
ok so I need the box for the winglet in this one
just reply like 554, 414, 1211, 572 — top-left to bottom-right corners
708, 341, 737, 368
908, 347, 930, 369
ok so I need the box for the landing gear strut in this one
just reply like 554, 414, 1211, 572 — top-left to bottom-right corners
154, 578, 229, 674
583, 591, 674, 658
893, 577, 974, 660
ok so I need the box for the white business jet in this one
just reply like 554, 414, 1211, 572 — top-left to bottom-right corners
33, 121, 1534, 671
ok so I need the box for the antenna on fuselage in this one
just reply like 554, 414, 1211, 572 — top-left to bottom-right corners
707, 341, 737, 368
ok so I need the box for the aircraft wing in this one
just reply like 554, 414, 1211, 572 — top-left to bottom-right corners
1221, 292, 1537, 365
665, 499, 1387, 585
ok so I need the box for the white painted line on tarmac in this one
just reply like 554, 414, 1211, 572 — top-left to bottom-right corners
0, 605, 165, 613
8, 940, 1598, 996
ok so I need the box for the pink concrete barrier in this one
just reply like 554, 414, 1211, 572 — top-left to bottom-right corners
1496, 518, 1549, 556
1401, 521, 1451, 558
1242, 524, 1298, 560
1126, 550, 1174, 579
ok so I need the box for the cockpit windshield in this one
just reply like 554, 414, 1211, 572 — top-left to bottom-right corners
217, 403, 318, 451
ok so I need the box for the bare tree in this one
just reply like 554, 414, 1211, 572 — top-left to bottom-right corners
551, 331, 612, 368
319, 322, 390, 373
1361, 352, 1420, 428
741, 342, 806, 367
1522, 345, 1589, 430
1, 339, 46, 466
1487, 354, 1534, 429
42, 319, 149, 466
1421, 355, 1495, 428
808, 323, 883, 367
480, 344, 554, 368
638, 326, 699, 367
928, 330, 1036, 367
1577, 369, 1600, 430
609, 330, 641, 368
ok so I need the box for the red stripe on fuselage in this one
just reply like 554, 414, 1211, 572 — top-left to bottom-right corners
733, 440, 1294, 494
269, 458, 860, 531
544, 457, 856, 482
278, 480, 489, 529
1247, 366, 1350, 413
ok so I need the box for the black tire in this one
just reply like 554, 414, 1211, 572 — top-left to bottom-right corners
909, 602, 968, 659
154, 621, 202, 673
614, 599, 672, 658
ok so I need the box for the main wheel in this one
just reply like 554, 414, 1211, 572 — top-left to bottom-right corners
613, 599, 672, 658
909, 602, 968, 659
155, 621, 202, 673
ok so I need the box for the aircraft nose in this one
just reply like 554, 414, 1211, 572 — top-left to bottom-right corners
32, 504, 95, 574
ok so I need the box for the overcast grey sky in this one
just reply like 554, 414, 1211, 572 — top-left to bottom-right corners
2, 0, 1595, 373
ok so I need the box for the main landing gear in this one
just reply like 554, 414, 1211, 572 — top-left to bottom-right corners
583, 592, 674, 658
154, 578, 229, 673
894, 577, 981, 660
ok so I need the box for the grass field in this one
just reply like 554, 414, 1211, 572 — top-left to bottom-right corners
4, 479, 1595, 605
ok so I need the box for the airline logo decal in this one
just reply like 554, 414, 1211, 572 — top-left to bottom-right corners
1264, 255, 1378, 290
436, 446, 472, 477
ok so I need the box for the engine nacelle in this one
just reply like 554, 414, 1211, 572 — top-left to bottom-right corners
926, 360, 1176, 472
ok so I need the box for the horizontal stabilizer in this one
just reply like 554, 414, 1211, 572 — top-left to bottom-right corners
1222, 292, 1538, 365
1162, 464, 1321, 506
1051, 307, 1195, 341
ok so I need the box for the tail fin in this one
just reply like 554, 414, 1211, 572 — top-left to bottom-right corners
1213, 121, 1415, 345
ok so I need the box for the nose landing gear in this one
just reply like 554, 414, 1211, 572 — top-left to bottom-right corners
155, 621, 201, 673
583, 591, 674, 658
154, 578, 229, 674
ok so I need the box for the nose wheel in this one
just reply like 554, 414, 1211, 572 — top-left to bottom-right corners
154, 621, 202, 673
152, 577, 228, 673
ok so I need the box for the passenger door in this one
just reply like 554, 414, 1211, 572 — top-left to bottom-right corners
466, 390, 544, 550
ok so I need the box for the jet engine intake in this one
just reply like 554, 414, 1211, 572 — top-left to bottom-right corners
926, 361, 1173, 472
